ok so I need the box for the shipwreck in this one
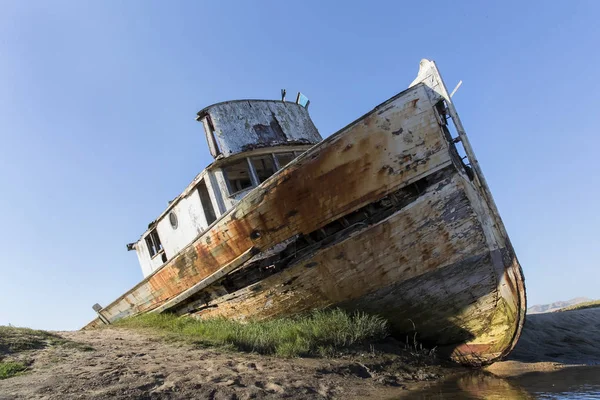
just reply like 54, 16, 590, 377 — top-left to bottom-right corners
86, 60, 526, 365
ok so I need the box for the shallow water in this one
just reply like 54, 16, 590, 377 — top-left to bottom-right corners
399, 367, 600, 399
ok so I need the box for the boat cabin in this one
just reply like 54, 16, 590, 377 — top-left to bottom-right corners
128, 98, 322, 277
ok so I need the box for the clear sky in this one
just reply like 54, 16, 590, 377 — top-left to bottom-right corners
1, 1, 598, 330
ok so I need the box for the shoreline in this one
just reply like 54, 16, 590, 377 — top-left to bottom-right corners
0, 326, 457, 399
485, 360, 582, 377
485, 306, 600, 378
1, 307, 599, 399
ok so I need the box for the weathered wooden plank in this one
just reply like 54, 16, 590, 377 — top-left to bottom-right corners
187, 170, 520, 364
192, 171, 489, 321
150, 247, 257, 314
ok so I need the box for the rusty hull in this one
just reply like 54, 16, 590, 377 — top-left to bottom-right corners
84, 60, 526, 365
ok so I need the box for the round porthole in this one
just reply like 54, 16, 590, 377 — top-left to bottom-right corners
169, 212, 178, 229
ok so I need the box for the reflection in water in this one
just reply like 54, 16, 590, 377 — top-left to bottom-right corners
516, 367, 600, 400
399, 372, 532, 399
398, 367, 600, 399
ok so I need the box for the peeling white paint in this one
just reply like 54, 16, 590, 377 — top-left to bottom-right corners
198, 100, 321, 158
132, 100, 323, 278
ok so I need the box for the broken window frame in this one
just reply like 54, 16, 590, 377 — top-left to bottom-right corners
222, 151, 304, 197
223, 157, 256, 196
249, 154, 277, 184
274, 152, 296, 170
145, 228, 164, 259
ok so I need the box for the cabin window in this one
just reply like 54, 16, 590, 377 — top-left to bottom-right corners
223, 159, 254, 195
145, 229, 164, 259
275, 152, 295, 169
198, 180, 217, 225
250, 155, 276, 183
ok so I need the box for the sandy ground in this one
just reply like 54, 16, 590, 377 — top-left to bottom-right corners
486, 307, 600, 377
510, 307, 600, 364
2, 307, 599, 399
0, 328, 445, 400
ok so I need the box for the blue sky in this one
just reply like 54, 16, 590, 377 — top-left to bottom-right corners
1, 1, 598, 330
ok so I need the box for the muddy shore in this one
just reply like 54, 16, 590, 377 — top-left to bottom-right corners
1, 307, 599, 399
486, 306, 600, 377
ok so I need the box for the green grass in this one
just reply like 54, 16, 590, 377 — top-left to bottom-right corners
116, 309, 389, 357
558, 300, 600, 312
0, 361, 27, 380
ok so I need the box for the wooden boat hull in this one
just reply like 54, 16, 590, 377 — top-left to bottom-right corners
184, 169, 523, 364
85, 60, 526, 365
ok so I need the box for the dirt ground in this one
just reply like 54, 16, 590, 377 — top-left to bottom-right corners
0, 328, 447, 400
3, 307, 599, 399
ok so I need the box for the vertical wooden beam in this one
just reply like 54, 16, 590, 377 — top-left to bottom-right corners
272, 153, 281, 170
205, 171, 227, 216
92, 303, 111, 325
246, 157, 260, 187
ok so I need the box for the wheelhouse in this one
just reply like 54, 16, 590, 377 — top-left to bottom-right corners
128, 99, 322, 277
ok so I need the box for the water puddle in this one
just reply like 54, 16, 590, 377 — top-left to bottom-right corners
398, 367, 600, 399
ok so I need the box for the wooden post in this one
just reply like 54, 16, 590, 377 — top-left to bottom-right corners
92, 303, 111, 325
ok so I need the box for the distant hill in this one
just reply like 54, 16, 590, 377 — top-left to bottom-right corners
527, 297, 592, 314
557, 299, 600, 312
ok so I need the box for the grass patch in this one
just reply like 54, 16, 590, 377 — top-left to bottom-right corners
0, 326, 94, 356
0, 325, 94, 379
558, 300, 600, 312
0, 361, 27, 380
0, 326, 59, 356
116, 309, 388, 357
